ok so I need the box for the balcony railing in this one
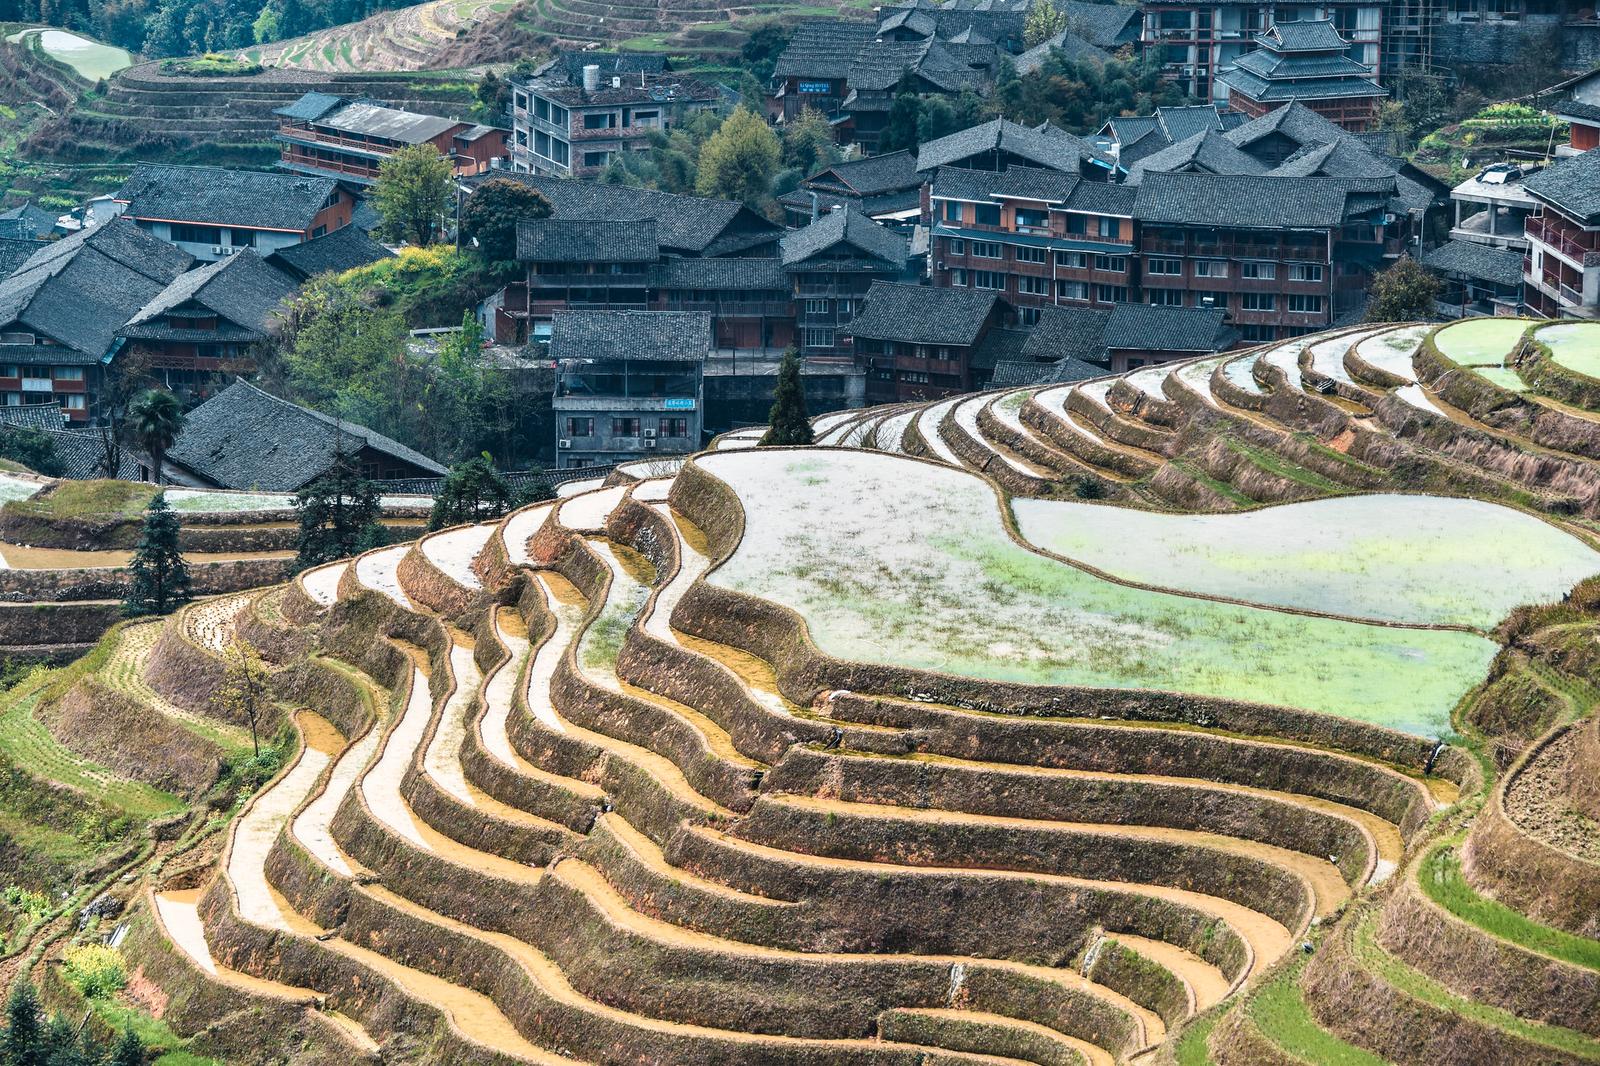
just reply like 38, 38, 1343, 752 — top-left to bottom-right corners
1527, 215, 1600, 265
281, 149, 381, 180
570, 123, 662, 142
279, 125, 395, 154
1562, 282, 1587, 306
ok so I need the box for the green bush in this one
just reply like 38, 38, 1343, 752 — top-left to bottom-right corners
62, 943, 128, 999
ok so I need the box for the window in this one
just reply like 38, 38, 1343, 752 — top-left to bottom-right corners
1289, 263, 1324, 282
1015, 208, 1047, 230
933, 347, 953, 360
551, 139, 569, 166
612, 417, 642, 437
943, 201, 962, 223
583, 113, 616, 129
1055, 250, 1086, 269
230, 229, 257, 248
565, 417, 594, 437
971, 241, 1003, 259
535, 130, 550, 157
659, 417, 689, 438
516, 129, 528, 146
1065, 214, 1087, 235
515, 92, 528, 111
1015, 246, 1046, 264
1240, 324, 1275, 342
633, 110, 659, 127
945, 238, 966, 256
1195, 291, 1228, 308
1094, 255, 1127, 272
974, 271, 1006, 290
804, 328, 835, 348
170, 223, 221, 245
535, 97, 550, 120
1147, 258, 1182, 276
1241, 292, 1276, 311
1287, 294, 1323, 313
550, 105, 569, 129
901, 370, 930, 384
1240, 261, 1277, 280
1194, 259, 1228, 278
62, 394, 85, 411
583, 151, 610, 168
950, 269, 969, 286
0, 366, 15, 376
1057, 279, 1088, 300
1018, 275, 1048, 295
1148, 289, 1185, 306
22, 368, 49, 379
1096, 284, 1128, 303
53, 367, 83, 381
1097, 217, 1119, 238
805, 299, 830, 315
1020, 307, 1041, 325
974, 204, 1001, 227
311, 225, 327, 238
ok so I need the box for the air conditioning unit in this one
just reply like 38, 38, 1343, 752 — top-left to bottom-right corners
643, 427, 657, 439
643, 438, 658, 449
212, 246, 225, 256
558, 438, 572, 449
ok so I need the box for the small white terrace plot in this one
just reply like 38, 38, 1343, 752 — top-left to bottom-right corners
1014, 494, 1600, 630
164, 489, 423, 512
873, 409, 917, 454
1306, 327, 1388, 385
0, 475, 43, 504
1220, 353, 1264, 396
1351, 325, 1428, 384
697, 450, 1497, 737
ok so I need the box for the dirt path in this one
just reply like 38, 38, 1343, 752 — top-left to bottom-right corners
1110, 933, 1231, 1011
0, 544, 293, 569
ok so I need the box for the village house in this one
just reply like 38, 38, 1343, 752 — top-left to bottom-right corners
0, 219, 193, 423
1522, 149, 1600, 319
550, 310, 710, 469
115, 164, 359, 262
1216, 20, 1387, 132
164, 378, 446, 489
780, 206, 912, 363
114, 250, 300, 404
845, 280, 1019, 403
779, 150, 924, 230
275, 92, 508, 185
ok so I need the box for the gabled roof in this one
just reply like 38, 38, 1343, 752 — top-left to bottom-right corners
35, 427, 141, 480
550, 310, 711, 362
652, 257, 788, 291
932, 165, 1079, 204
0, 402, 66, 431
780, 206, 909, 269
1524, 148, 1600, 225
168, 379, 444, 491
916, 117, 1110, 175
1021, 305, 1112, 363
1126, 130, 1267, 184
517, 218, 660, 263
117, 164, 343, 232
1134, 171, 1375, 228
845, 281, 1002, 346
1012, 29, 1110, 75
1225, 101, 1353, 152
1065, 180, 1138, 216
1258, 18, 1348, 52
805, 150, 921, 197
0, 238, 42, 281
312, 100, 460, 143
774, 18, 878, 80
971, 326, 1029, 371
1422, 240, 1524, 288
1156, 104, 1228, 143
0, 219, 193, 361
264, 224, 393, 281
272, 91, 346, 122
0, 204, 57, 241
120, 249, 298, 341
1062, 0, 1141, 47
476, 174, 778, 256
1102, 303, 1236, 353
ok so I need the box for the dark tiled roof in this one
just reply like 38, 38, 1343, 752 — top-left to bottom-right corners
121, 250, 299, 341
780, 206, 909, 269
1422, 240, 1524, 288
0, 204, 56, 241
1260, 18, 1348, 51
1156, 105, 1227, 142
970, 325, 1029, 371
774, 19, 877, 79
0, 219, 193, 361
806, 150, 921, 196
1012, 29, 1109, 75
1524, 149, 1600, 225
1126, 130, 1267, 183
1220, 66, 1387, 102
987, 359, 1047, 387
1062, 0, 1141, 47
40, 427, 141, 480
549, 310, 711, 362
273, 91, 345, 121
1133, 171, 1376, 228
1552, 97, 1600, 123
117, 164, 342, 232
264, 225, 393, 280
932, 165, 1079, 204
0, 238, 42, 280
1022, 305, 1112, 362
167, 379, 445, 491
916, 118, 1109, 175
1063, 179, 1138, 216
845, 281, 1001, 346
551, 51, 669, 81
1102, 303, 1235, 353
313, 101, 459, 143
517, 218, 660, 262
0, 402, 66, 431
476, 174, 777, 256
652, 257, 787, 290
1037, 354, 1113, 384
1225, 101, 1356, 152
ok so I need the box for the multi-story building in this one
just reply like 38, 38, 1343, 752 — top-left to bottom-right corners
115, 164, 358, 262
1217, 20, 1387, 131
1133, 170, 1396, 341
770, 19, 886, 124
846, 281, 1019, 403
1523, 149, 1600, 319
275, 93, 507, 185
780, 206, 912, 363
928, 167, 1138, 324
510, 59, 725, 180
1449, 164, 1541, 252
550, 310, 710, 468
0, 219, 192, 423
1139, 0, 1382, 103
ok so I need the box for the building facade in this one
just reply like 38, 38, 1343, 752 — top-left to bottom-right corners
1217, 20, 1387, 131
1523, 149, 1600, 319
275, 93, 507, 185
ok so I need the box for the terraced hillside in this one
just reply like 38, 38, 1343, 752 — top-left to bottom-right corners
6, 317, 1600, 1064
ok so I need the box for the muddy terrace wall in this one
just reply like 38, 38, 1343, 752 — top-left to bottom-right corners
42, 675, 221, 796
0, 556, 290, 604
668, 456, 1479, 789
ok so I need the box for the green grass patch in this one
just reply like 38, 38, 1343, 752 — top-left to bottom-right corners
4, 479, 155, 521
91, 998, 220, 1063
1169, 459, 1256, 507
1173, 1014, 1218, 1066
1352, 912, 1600, 1059
1224, 437, 1348, 495
1248, 959, 1389, 1065
1419, 843, 1600, 971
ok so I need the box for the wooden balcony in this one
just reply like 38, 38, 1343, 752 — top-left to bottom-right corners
1527, 215, 1600, 266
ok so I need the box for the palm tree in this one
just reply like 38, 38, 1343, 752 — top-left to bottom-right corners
128, 389, 185, 485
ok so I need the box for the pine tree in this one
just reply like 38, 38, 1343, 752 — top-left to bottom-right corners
2, 981, 44, 1066
122, 493, 192, 618
759, 348, 813, 447
107, 1029, 143, 1066
428, 454, 514, 530
294, 446, 384, 569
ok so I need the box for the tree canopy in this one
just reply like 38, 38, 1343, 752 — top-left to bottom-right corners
373, 144, 455, 247
696, 106, 782, 207
462, 178, 552, 264
122, 493, 192, 618
1023, 0, 1068, 47
294, 448, 387, 570
1366, 256, 1442, 323
127, 388, 184, 485
428, 453, 517, 530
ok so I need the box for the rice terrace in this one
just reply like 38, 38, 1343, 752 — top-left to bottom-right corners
6, 315, 1600, 1066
